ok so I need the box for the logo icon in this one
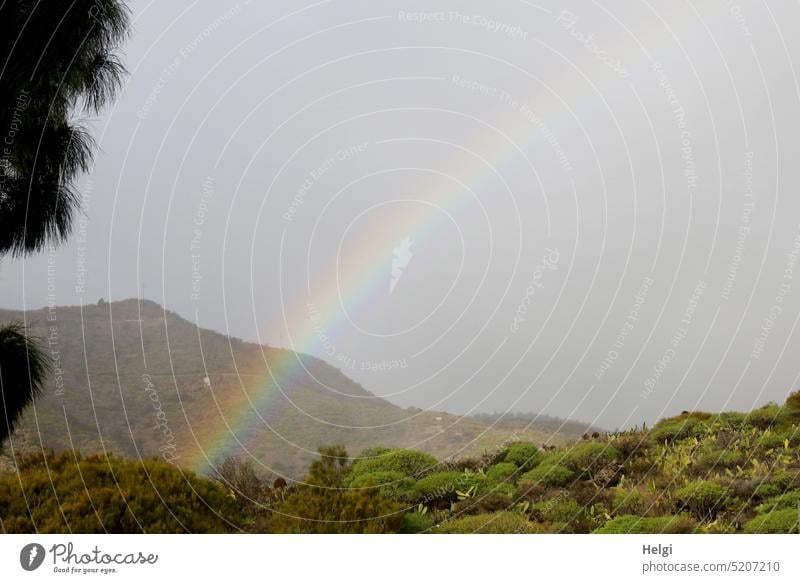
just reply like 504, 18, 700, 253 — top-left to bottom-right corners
20, 543, 45, 571
390, 236, 413, 293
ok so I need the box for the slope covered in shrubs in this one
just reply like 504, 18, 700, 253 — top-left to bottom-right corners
253, 392, 800, 533
3, 393, 800, 533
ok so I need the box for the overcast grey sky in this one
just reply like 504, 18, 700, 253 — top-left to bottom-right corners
3, 0, 800, 429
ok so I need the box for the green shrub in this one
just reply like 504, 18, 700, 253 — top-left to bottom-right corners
561, 442, 620, 477
400, 511, 434, 533
594, 514, 699, 534
532, 496, 583, 524
755, 490, 800, 514
412, 471, 464, 503
754, 431, 785, 451
611, 433, 652, 457
752, 482, 781, 501
476, 481, 516, 498
747, 405, 783, 430
770, 470, 800, 490
435, 512, 542, 534
348, 470, 405, 488
0, 452, 243, 533
452, 470, 516, 496
612, 487, 648, 516
675, 480, 730, 520
451, 490, 514, 516
503, 443, 540, 471
726, 476, 774, 500
530, 495, 603, 532
786, 390, 800, 410
307, 445, 350, 487
348, 471, 415, 501
692, 447, 744, 472
743, 509, 799, 533
271, 484, 405, 533
458, 470, 513, 495
718, 412, 747, 429
745, 404, 800, 430
486, 462, 518, 483
347, 449, 438, 481
520, 462, 574, 487
650, 416, 704, 443
774, 426, 800, 448
454, 471, 488, 495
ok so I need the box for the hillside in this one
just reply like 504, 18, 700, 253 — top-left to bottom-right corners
0, 299, 589, 478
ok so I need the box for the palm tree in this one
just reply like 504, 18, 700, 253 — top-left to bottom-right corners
1, 0, 129, 255
0, 324, 50, 445
0, 0, 130, 445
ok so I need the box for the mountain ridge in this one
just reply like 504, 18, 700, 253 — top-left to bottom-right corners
0, 299, 596, 478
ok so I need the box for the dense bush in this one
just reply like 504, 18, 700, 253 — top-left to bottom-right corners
776, 426, 800, 448
786, 390, 800, 410
520, 461, 575, 487
270, 483, 405, 533
0, 452, 242, 533
718, 411, 747, 427
594, 514, 699, 534
755, 431, 787, 451
503, 442, 540, 471
561, 442, 620, 477
611, 433, 652, 458
747, 405, 783, 430
675, 480, 730, 520
611, 487, 648, 516
532, 496, 583, 524
755, 490, 800, 514
435, 512, 543, 534
451, 490, 514, 516
400, 511, 434, 533
486, 462, 518, 483
743, 509, 799, 533
751, 482, 781, 501
475, 481, 516, 498
769, 469, 800, 490
348, 470, 415, 501
347, 449, 438, 482
308, 445, 351, 487
691, 447, 745, 474
211, 456, 271, 505
412, 471, 464, 503
650, 416, 705, 443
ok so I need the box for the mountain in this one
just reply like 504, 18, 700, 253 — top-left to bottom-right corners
0, 299, 592, 479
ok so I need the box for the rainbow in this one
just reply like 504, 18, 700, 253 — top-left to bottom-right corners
182, 33, 652, 473
182, 349, 299, 473
183, 178, 491, 474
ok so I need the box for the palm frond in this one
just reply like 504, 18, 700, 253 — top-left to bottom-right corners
0, 323, 51, 444
0, 171, 80, 256
75, 51, 127, 113
0, 0, 129, 258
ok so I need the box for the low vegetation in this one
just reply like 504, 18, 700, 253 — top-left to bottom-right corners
3, 393, 800, 533
0, 452, 242, 533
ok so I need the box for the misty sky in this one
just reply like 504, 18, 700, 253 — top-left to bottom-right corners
3, 0, 800, 429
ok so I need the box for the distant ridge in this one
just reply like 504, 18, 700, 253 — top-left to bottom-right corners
469, 412, 603, 437
1, 299, 588, 478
